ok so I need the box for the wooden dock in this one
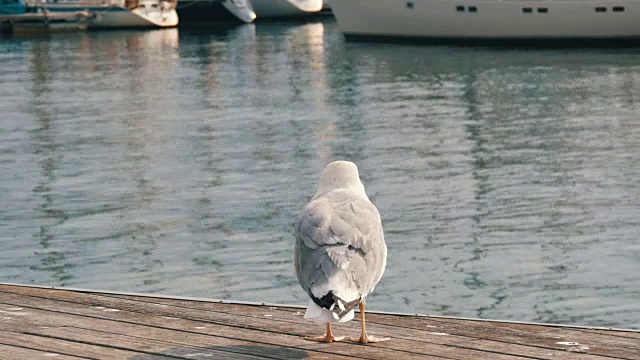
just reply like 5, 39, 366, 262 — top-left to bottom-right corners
0, 284, 638, 359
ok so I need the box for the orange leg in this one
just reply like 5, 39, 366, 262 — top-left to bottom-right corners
305, 323, 345, 343
348, 298, 390, 344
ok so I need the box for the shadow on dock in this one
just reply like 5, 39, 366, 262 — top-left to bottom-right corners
131, 345, 308, 360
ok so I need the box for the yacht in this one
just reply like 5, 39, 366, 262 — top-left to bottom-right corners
330, 0, 640, 41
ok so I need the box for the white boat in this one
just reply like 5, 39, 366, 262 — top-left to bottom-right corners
222, 0, 255, 23
250, 0, 322, 18
1, 0, 94, 33
175, 0, 255, 24
26, 0, 178, 28
1, 9, 93, 33
330, 0, 640, 41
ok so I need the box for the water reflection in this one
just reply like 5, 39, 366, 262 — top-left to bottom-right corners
0, 22, 638, 329
338, 44, 640, 326
20, 29, 184, 289
28, 40, 74, 284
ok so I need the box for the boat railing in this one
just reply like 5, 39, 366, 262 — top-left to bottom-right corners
23, 0, 176, 11
25, 0, 128, 8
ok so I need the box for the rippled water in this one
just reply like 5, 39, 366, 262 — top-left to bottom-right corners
1, 20, 639, 329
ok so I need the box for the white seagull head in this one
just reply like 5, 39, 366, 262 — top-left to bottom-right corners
313, 160, 368, 200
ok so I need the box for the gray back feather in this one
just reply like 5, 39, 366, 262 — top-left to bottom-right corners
294, 188, 387, 302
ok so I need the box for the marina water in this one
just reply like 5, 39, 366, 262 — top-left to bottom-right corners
1, 19, 639, 329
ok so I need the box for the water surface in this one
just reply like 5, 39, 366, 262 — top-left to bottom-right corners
1, 20, 639, 329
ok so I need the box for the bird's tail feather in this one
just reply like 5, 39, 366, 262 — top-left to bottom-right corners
330, 294, 361, 320
309, 291, 361, 321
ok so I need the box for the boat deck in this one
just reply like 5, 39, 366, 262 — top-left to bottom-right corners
0, 283, 638, 359
0, 11, 91, 22
0, 11, 92, 33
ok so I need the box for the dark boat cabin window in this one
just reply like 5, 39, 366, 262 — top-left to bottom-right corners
537, 7, 548, 13
595, 7, 607, 12
522, 7, 533, 13
612, 6, 625, 12
456, 5, 465, 12
407, 1, 414, 9
468, 6, 478, 12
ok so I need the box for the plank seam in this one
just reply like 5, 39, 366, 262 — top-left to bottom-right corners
62, 325, 308, 360
21, 332, 194, 360
0, 332, 96, 360
424, 317, 640, 354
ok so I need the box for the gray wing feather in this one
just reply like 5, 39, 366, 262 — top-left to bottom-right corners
294, 190, 387, 301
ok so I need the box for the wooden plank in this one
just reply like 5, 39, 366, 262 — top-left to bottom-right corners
388, 316, 640, 358
0, 294, 527, 360
0, 284, 637, 360
94, 296, 613, 360
95, 293, 640, 360
0, 292, 613, 360
0, 299, 449, 360
0, 343, 85, 360
100, 291, 640, 341
586, 329, 640, 340
425, 316, 640, 344
29, 327, 278, 360
0, 304, 352, 360
0, 330, 173, 359
435, 319, 640, 352
0, 286, 624, 358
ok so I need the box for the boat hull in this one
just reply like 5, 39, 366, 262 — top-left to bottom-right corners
330, 0, 640, 40
222, 0, 255, 22
130, 3, 178, 27
250, 0, 322, 18
1, 11, 92, 33
176, 0, 255, 23
31, 1, 178, 28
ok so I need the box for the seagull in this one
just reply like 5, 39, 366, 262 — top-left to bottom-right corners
294, 160, 389, 344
